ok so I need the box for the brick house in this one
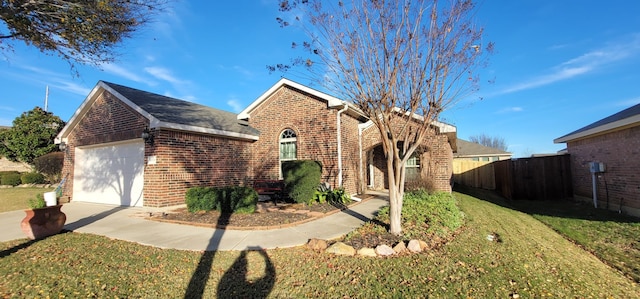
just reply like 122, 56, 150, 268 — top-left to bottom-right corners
554, 103, 640, 217
55, 79, 457, 207
453, 139, 512, 162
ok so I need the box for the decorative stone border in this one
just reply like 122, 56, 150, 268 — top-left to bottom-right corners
308, 238, 430, 257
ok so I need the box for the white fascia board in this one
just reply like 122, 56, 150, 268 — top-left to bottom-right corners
554, 115, 640, 143
238, 78, 343, 120
390, 107, 457, 133
358, 120, 375, 130
159, 122, 259, 141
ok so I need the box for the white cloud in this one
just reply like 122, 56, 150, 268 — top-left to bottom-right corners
53, 81, 91, 96
101, 63, 155, 86
144, 67, 185, 84
498, 107, 523, 113
497, 35, 640, 96
227, 99, 244, 113
500, 66, 591, 94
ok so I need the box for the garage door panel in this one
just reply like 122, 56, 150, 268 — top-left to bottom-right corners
73, 141, 144, 206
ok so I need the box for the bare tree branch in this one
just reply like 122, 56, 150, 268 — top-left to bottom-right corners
274, 0, 492, 235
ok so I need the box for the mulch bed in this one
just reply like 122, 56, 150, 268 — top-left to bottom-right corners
149, 197, 373, 230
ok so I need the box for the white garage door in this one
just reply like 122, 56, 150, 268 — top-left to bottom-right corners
73, 140, 145, 207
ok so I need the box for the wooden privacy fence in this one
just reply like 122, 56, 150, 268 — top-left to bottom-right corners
494, 155, 573, 200
453, 155, 573, 201
452, 160, 495, 190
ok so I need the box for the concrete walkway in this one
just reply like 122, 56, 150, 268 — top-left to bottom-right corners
0, 192, 389, 251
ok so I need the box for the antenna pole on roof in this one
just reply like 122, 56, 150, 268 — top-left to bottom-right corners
44, 85, 49, 112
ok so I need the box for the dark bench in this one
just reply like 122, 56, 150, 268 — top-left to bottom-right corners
253, 180, 286, 204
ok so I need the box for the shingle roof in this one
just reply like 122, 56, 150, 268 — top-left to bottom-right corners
102, 81, 260, 138
453, 139, 511, 158
554, 102, 640, 143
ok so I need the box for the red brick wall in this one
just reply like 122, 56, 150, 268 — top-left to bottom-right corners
247, 85, 361, 195
361, 121, 454, 193
567, 125, 640, 216
61, 89, 253, 207
143, 129, 252, 207
60, 91, 147, 202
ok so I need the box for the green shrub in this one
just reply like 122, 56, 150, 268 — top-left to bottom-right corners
33, 152, 64, 183
282, 160, 322, 205
185, 186, 258, 213
377, 190, 463, 239
313, 186, 351, 205
21, 172, 46, 184
404, 176, 435, 193
185, 187, 217, 212
28, 193, 47, 209
0, 172, 21, 186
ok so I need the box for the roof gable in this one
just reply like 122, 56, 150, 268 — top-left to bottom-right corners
554, 103, 640, 143
56, 81, 259, 143
238, 78, 366, 120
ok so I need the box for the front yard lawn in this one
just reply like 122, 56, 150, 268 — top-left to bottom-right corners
1, 189, 637, 298
0, 187, 54, 213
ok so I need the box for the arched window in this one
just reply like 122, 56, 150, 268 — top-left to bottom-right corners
279, 129, 297, 178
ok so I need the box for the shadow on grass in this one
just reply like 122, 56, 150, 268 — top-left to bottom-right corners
183, 213, 276, 299
0, 230, 72, 259
454, 184, 639, 223
217, 247, 275, 298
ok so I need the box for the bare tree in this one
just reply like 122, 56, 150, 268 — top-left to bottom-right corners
273, 0, 492, 235
0, 0, 165, 70
469, 134, 508, 151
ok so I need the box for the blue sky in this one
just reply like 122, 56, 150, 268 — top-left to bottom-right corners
1, 1, 639, 158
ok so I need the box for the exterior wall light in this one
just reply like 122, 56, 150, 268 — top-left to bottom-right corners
141, 127, 154, 145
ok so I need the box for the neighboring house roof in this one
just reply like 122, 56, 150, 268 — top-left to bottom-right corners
56, 81, 260, 144
453, 139, 512, 159
554, 103, 640, 143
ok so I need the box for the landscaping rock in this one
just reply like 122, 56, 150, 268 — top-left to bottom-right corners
326, 242, 356, 256
375, 244, 395, 256
307, 238, 328, 251
356, 247, 377, 257
407, 240, 422, 253
419, 240, 429, 251
393, 241, 407, 253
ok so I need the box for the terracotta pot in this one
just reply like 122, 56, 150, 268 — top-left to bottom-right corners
20, 205, 67, 240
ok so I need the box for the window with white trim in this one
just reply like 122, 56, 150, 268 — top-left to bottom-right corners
405, 154, 420, 181
279, 129, 297, 178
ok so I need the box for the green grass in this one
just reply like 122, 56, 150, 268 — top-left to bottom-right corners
456, 185, 640, 283
0, 190, 638, 298
0, 187, 54, 213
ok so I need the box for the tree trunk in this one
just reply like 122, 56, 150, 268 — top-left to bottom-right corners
388, 154, 404, 235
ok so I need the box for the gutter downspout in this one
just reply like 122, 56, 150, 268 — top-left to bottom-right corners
358, 123, 363, 194
337, 104, 349, 187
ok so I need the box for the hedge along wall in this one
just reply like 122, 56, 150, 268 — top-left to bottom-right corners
143, 129, 254, 207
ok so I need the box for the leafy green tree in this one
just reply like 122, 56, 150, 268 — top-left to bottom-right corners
0, 0, 165, 68
0, 107, 65, 165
